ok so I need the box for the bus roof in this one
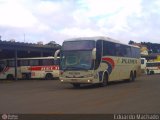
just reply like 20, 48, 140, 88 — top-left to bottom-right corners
64, 36, 139, 48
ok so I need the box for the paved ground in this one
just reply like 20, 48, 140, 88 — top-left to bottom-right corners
0, 74, 160, 114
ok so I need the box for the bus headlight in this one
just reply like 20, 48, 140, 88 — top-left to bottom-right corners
61, 80, 64, 82
87, 80, 91, 82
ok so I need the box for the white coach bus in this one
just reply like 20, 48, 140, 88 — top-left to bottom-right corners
55, 36, 141, 88
0, 57, 60, 80
146, 61, 160, 75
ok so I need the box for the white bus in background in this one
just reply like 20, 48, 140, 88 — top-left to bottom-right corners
55, 36, 141, 88
0, 57, 60, 80
141, 58, 147, 73
146, 61, 160, 75
0, 59, 22, 80
19, 57, 60, 80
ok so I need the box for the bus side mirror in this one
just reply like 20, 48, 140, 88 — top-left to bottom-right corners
54, 49, 60, 60
92, 48, 96, 60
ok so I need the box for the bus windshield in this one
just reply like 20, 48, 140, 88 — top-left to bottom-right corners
61, 51, 93, 70
146, 62, 160, 67
62, 40, 95, 51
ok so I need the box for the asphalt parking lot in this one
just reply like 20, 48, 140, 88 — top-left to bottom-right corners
0, 74, 160, 114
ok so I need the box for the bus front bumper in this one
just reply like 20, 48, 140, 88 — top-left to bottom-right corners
59, 77, 97, 84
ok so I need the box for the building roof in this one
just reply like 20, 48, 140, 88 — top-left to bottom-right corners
0, 40, 61, 52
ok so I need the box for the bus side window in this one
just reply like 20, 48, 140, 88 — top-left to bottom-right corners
42, 59, 54, 66
115, 44, 123, 57
103, 41, 116, 56
131, 47, 140, 58
19, 60, 29, 66
54, 59, 60, 65
141, 59, 144, 64
7, 60, 15, 67
30, 59, 39, 66
126, 46, 132, 57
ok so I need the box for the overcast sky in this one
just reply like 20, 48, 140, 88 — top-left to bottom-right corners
0, 0, 160, 45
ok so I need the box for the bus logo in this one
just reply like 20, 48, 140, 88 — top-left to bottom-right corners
102, 57, 115, 74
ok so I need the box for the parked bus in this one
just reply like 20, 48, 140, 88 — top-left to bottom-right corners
141, 58, 147, 73
0, 59, 22, 80
25, 57, 60, 80
146, 61, 160, 75
55, 36, 141, 88
0, 57, 60, 80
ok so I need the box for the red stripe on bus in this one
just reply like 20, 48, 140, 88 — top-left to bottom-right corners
102, 57, 115, 69
0, 67, 10, 75
30, 66, 59, 71
4, 67, 10, 72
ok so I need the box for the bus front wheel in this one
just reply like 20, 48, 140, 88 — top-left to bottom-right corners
45, 74, 53, 80
100, 73, 108, 87
7, 74, 14, 80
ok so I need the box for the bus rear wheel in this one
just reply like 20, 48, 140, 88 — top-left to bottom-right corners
129, 72, 135, 82
45, 74, 53, 80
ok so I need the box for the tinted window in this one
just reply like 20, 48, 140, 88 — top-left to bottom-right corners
30, 59, 39, 66
131, 47, 140, 58
126, 46, 132, 57
141, 59, 144, 64
54, 59, 60, 65
62, 40, 95, 50
42, 59, 54, 66
115, 44, 123, 56
147, 62, 160, 67
103, 41, 116, 56
118, 45, 132, 57
19, 60, 29, 66
7, 60, 15, 67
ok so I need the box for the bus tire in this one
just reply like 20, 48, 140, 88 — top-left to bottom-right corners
23, 73, 31, 80
129, 71, 135, 82
100, 73, 108, 87
72, 83, 80, 88
147, 69, 150, 75
7, 74, 14, 80
45, 73, 53, 80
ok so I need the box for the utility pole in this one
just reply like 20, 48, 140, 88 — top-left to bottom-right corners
24, 33, 25, 42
